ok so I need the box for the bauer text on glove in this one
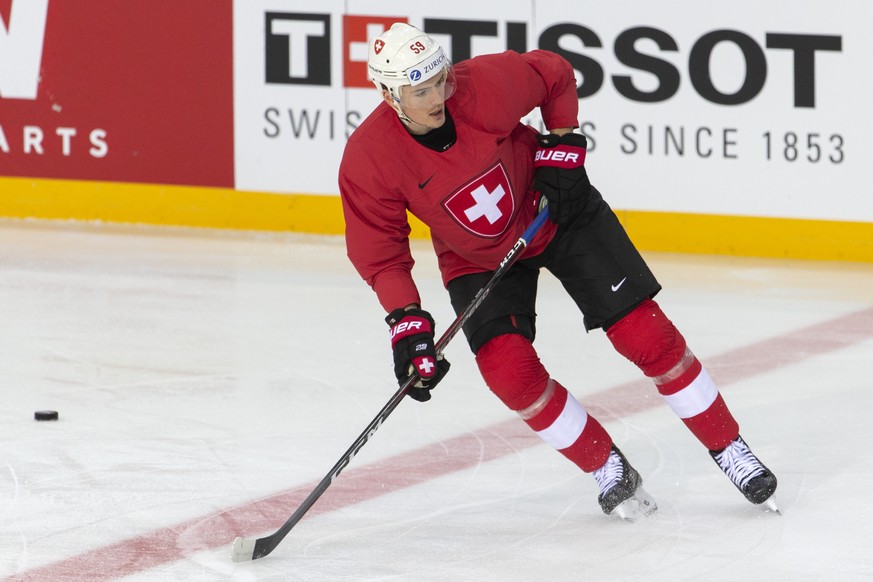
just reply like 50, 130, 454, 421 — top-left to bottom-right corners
533, 132, 593, 226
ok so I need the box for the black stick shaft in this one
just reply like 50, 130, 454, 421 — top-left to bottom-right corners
235, 208, 550, 561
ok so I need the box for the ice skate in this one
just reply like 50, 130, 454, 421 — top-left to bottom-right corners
593, 446, 658, 521
710, 435, 779, 512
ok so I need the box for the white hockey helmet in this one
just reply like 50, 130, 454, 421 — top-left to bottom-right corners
367, 22, 454, 100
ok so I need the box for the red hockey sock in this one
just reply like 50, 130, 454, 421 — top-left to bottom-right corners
606, 299, 739, 450
476, 334, 612, 472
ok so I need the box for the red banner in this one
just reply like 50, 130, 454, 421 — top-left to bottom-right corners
0, 0, 233, 187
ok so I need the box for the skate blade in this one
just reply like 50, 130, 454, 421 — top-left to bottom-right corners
612, 486, 658, 522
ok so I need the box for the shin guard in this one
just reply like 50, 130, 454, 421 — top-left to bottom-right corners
476, 334, 612, 471
606, 299, 739, 450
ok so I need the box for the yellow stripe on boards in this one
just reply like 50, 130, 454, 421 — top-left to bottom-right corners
1, 177, 870, 262
615, 209, 873, 263
0, 177, 344, 233
0, 177, 432, 238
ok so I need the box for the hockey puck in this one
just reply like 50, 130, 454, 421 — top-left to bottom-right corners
34, 410, 59, 421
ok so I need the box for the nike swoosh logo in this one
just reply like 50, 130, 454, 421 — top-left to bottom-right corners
611, 277, 627, 292
418, 173, 435, 189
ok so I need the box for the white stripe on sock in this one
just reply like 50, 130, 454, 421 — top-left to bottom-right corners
534, 394, 589, 450
661, 367, 718, 419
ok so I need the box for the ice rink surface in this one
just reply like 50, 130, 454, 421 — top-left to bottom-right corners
1, 219, 872, 581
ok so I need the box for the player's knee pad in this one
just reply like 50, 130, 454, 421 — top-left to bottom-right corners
605, 298, 687, 378
475, 333, 549, 411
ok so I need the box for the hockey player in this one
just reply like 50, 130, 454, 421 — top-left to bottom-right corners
338, 22, 777, 519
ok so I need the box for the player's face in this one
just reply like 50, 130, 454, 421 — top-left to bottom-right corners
396, 68, 455, 134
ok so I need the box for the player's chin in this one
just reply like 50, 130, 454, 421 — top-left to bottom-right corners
427, 109, 446, 126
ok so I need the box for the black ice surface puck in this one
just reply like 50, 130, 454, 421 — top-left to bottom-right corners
35, 410, 59, 421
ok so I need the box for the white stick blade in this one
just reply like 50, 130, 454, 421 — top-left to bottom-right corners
231, 536, 257, 562
763, 496, 782, 514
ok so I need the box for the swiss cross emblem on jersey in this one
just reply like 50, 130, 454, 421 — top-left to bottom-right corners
442, 162, 515, 238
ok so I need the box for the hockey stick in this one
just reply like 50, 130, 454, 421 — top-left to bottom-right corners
231, 207, 551, 562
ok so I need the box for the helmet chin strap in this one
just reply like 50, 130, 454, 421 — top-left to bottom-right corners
392, 98, 431, 131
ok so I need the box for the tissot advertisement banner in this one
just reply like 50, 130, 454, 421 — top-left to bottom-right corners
233, 0, 870, 223
2, 1, 870, 224
0, 0, 233, 187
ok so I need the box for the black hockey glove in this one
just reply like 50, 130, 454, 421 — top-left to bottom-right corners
533, 133, 593, 226
386, 307, 450, 402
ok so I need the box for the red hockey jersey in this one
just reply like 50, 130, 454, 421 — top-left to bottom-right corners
339, 49, 579, 312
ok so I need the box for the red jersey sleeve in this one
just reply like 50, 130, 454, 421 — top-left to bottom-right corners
454, 50, 579, 135
519, 50, 580, 130
339, 117, 422, 312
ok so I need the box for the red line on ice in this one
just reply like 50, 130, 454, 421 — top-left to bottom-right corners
5, 306, 872, 581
